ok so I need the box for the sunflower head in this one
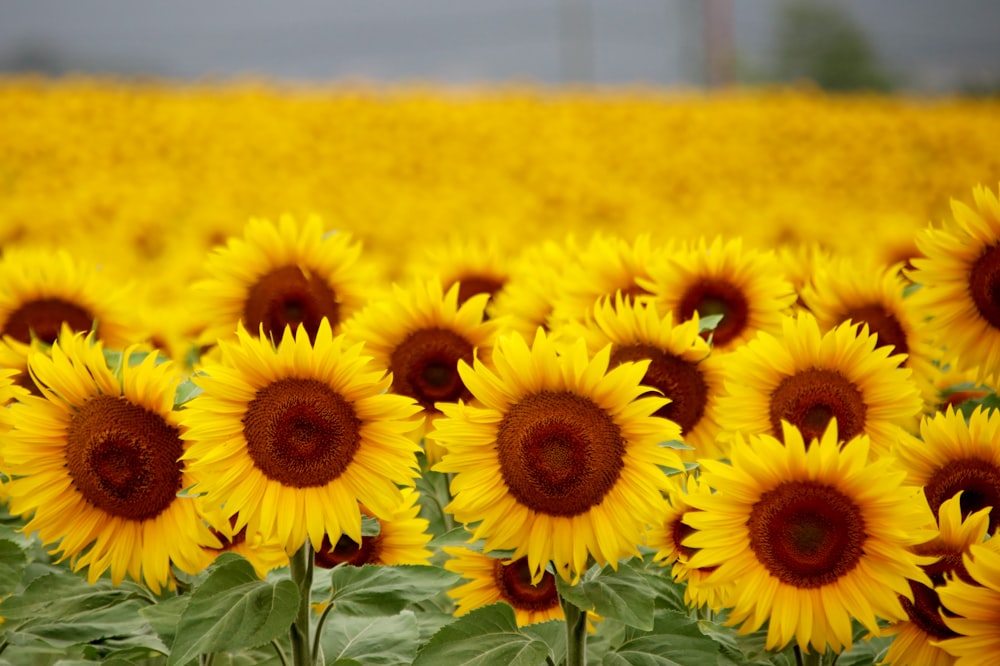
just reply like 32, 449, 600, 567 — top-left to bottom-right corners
430, 329, 684, 583
685, 420, 934, 653
181, 319, 423, 553
193, 214, 379, 347
937, 542, 1000, 661
2, 331, 219, 593
907, 182, 1000, 384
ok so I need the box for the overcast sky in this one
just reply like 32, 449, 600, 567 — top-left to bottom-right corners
0, 0, 998, 91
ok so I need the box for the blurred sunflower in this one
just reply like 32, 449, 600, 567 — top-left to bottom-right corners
409, 235, 510, 308
341, 279, 503, 461
202, 509, 290, 579
684, 421, 934, 654
801, 255, 939, 411
1, 333, 218, 593
314, 486, 432, 568
488, 238, 577, 338
937, 543, 1000, 664
647, 473, 732, 611
429, 330, 684, 583
882, 493, 990, 666
444, 548, 564, 627
0, 248, 144, 387
640, 237, 796, 353
907, 183, 1000, 384
716, 313, 922, 457
893, 406, 1000, 534
180, 319, 423, 553
193, 214, 378, 347
556, 294, 726, 461
547, 233, 665, 327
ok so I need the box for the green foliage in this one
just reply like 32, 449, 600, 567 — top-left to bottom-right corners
556, 562, 658, 631
412, 603, 551, 666
322, 563, 460, 616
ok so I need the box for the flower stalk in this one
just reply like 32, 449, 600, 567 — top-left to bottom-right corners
561, 594, 587, 666
289, 541, 315, 666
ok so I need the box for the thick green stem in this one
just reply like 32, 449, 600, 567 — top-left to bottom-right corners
289, 541, 315, 666
795, 645, 824, 666
561, 596, 587, 666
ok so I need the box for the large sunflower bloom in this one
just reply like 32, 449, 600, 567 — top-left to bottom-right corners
716, 312, 923, 457
907, 183, 1000, 384
488, 238, 577, 338
937, 543, 1000, 665
1, 333, 219, 593
429, 329, 684, 583
408, 235, 511, 308
882, 493, 991, 666
892, 406, 1000, 534
180, 319, 423, 554
556, 294, 727, 461
639, 236, 797, 353
313, 486, 433, 568
193, 214, 378, 346
801, 255, 939, 411
444, 548, 565, 627
684, 421, 934, 654
341, 279, 504, 460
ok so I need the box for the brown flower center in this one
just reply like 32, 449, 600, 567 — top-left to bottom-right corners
841, 304, 910, 359
610, 344, 708, 435
495, 557, 560, 612
389, 328, 474, 410
678, 279, 749, 348
454, 276, 506, 307
924, 458, 1000, 533
314, 532, 381, 568
66, 395, 184, 521
969, 243, 1000, 329
748, 480, 866, 588
3, 298, 94, 345
497, 391, 625, 517
900, 581, 958, 640
242, 378, 361, 488
769, 368, 867, 443
243, 265, 340, 342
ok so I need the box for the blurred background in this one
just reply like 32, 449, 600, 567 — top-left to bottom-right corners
1, 0, 999, 94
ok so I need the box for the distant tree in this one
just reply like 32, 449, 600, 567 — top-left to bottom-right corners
773, 0, 892, 91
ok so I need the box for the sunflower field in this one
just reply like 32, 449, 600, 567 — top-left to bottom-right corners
0, 76, 999, 666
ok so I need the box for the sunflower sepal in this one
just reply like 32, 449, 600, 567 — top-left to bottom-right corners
173, 374, 205, 408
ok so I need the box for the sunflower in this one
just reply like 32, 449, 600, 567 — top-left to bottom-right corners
192, 214, 378, 347
556, 294, 726, 461
429, 329, 684, 583
892, 406, 1000, 534
715, 312, 923, 457
340, 279, 504, 461
408, 235, 511, 309
547, 233, 667, 328
684, 420, 934, 654
444, 548, 565, 627
882, 493, 991, 666
0, 247, 144, 387
639, 236, 797, 353
488, 237, 577, 338
937, 543, 1000, 664
1, 332, 219, 593
313, 486, 433, 568
647, 473, 732, 611
179, 319, 423, 554
200, 506, 290, 579
907, 183, 1000, 384
801, 255, 940, 411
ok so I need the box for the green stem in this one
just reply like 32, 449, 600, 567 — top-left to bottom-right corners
311, 600, 336, 661
289, 541, 315, 666
795, 645, 823, 666
560, 595, 587, 666
271, 638, 289, 666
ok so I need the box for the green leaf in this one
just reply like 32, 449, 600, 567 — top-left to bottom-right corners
698, 314, 724, 333
138, 593, 190, 652
361, 515, 381, 538
167, 555, 299, 666
521, 619, 567, 666
556, 562, 657, 630
414, 464, 454, 537
320, 611, 420, 665
603, 610, 722, 666
173, 377, 203, 407
325, 564, 460, 616
413, 603, 549, 666
426, 527, 477, 549
0, 538, 28, 595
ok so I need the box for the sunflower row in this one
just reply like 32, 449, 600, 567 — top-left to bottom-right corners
0, 179, 998, 663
